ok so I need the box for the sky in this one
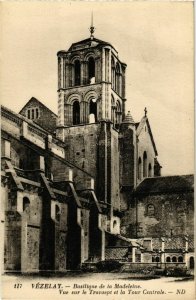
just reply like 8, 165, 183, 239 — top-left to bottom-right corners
0, 1, 194, 176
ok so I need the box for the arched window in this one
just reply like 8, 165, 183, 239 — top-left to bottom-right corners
88, 57, 95, 84
115, 100, 122, 124
36, 108, 39, 119
190, 256, 194, 269
138, 157, 142, 180
113, 220, 117, 229
73, 101, 80, 125
172, 256, 177, 262
111, 95, 115, 123
89, 98, 97, 123
178, 256, 183, 263
166, 256, 171, 262
115, 63, 120, 94
23, 197, 30, 212
155, 256, 160, 262
111, 57, 115, 89
74, 60, 81, 86
148, 163, 152, 177
55, 205, 60, 222
143, 151, 147, 177
152, 257, 155, 262
147, 204, 155, 216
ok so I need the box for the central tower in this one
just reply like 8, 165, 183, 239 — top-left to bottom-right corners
56, 31, 131, 237
57, 34, 127, 127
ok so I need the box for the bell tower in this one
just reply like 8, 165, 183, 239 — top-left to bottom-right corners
56, 28, 127, 128
56, 28, 128, 235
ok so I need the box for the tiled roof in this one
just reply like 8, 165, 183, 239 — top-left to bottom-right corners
164, 237, 185, 250
152, 238, 162, 250
105, 247, 128, 260
67, 37, 119, 53
188, 236, 194, 251
106, 231, 142, 247
135, 175, 194, 195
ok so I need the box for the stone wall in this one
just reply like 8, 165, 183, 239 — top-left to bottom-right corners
121, 191, 194, 239
62, 123, 99, 177
4, 212, 21, 270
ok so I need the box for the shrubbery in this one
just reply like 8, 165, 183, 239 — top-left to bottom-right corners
96, 260, 122, 272
165, 267, 190, 277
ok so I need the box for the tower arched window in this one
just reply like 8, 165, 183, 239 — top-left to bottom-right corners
115, 100, 122, 124
111, 95, 115, 124
89, 98, 97, 123
148, 163, 152, 177
111, 57, 115, 89
74, 60, 81, 86
143, 151, 147, 178
73, 101, 80, 125
115, 63, 120, 94
88, 57, 95, 84
138, 157, 142, 180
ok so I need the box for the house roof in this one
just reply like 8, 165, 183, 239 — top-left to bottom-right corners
19, 97, 58, 118
135, 175, 194, 195
136, 116, 158, 156
106, 231, 142, 248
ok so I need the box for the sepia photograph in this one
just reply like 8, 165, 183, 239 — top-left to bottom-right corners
0, 1, 195, 299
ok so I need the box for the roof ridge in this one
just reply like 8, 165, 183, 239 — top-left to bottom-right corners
143, 174, 193, 179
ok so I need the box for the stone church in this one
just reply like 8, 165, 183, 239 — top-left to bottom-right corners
1, 28, 194, 273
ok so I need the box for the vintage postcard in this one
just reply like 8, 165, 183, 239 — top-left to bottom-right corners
0, 1, 195, 300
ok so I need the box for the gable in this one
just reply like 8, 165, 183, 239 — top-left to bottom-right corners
19, 97, 57, 133
136, 116, 158, 156
19, 97, 57, 118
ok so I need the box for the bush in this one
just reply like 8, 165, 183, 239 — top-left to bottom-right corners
165, 267, 189, 277
96, 260, 122, 272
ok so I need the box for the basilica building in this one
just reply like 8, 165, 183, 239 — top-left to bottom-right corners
1, 28, 194, 272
